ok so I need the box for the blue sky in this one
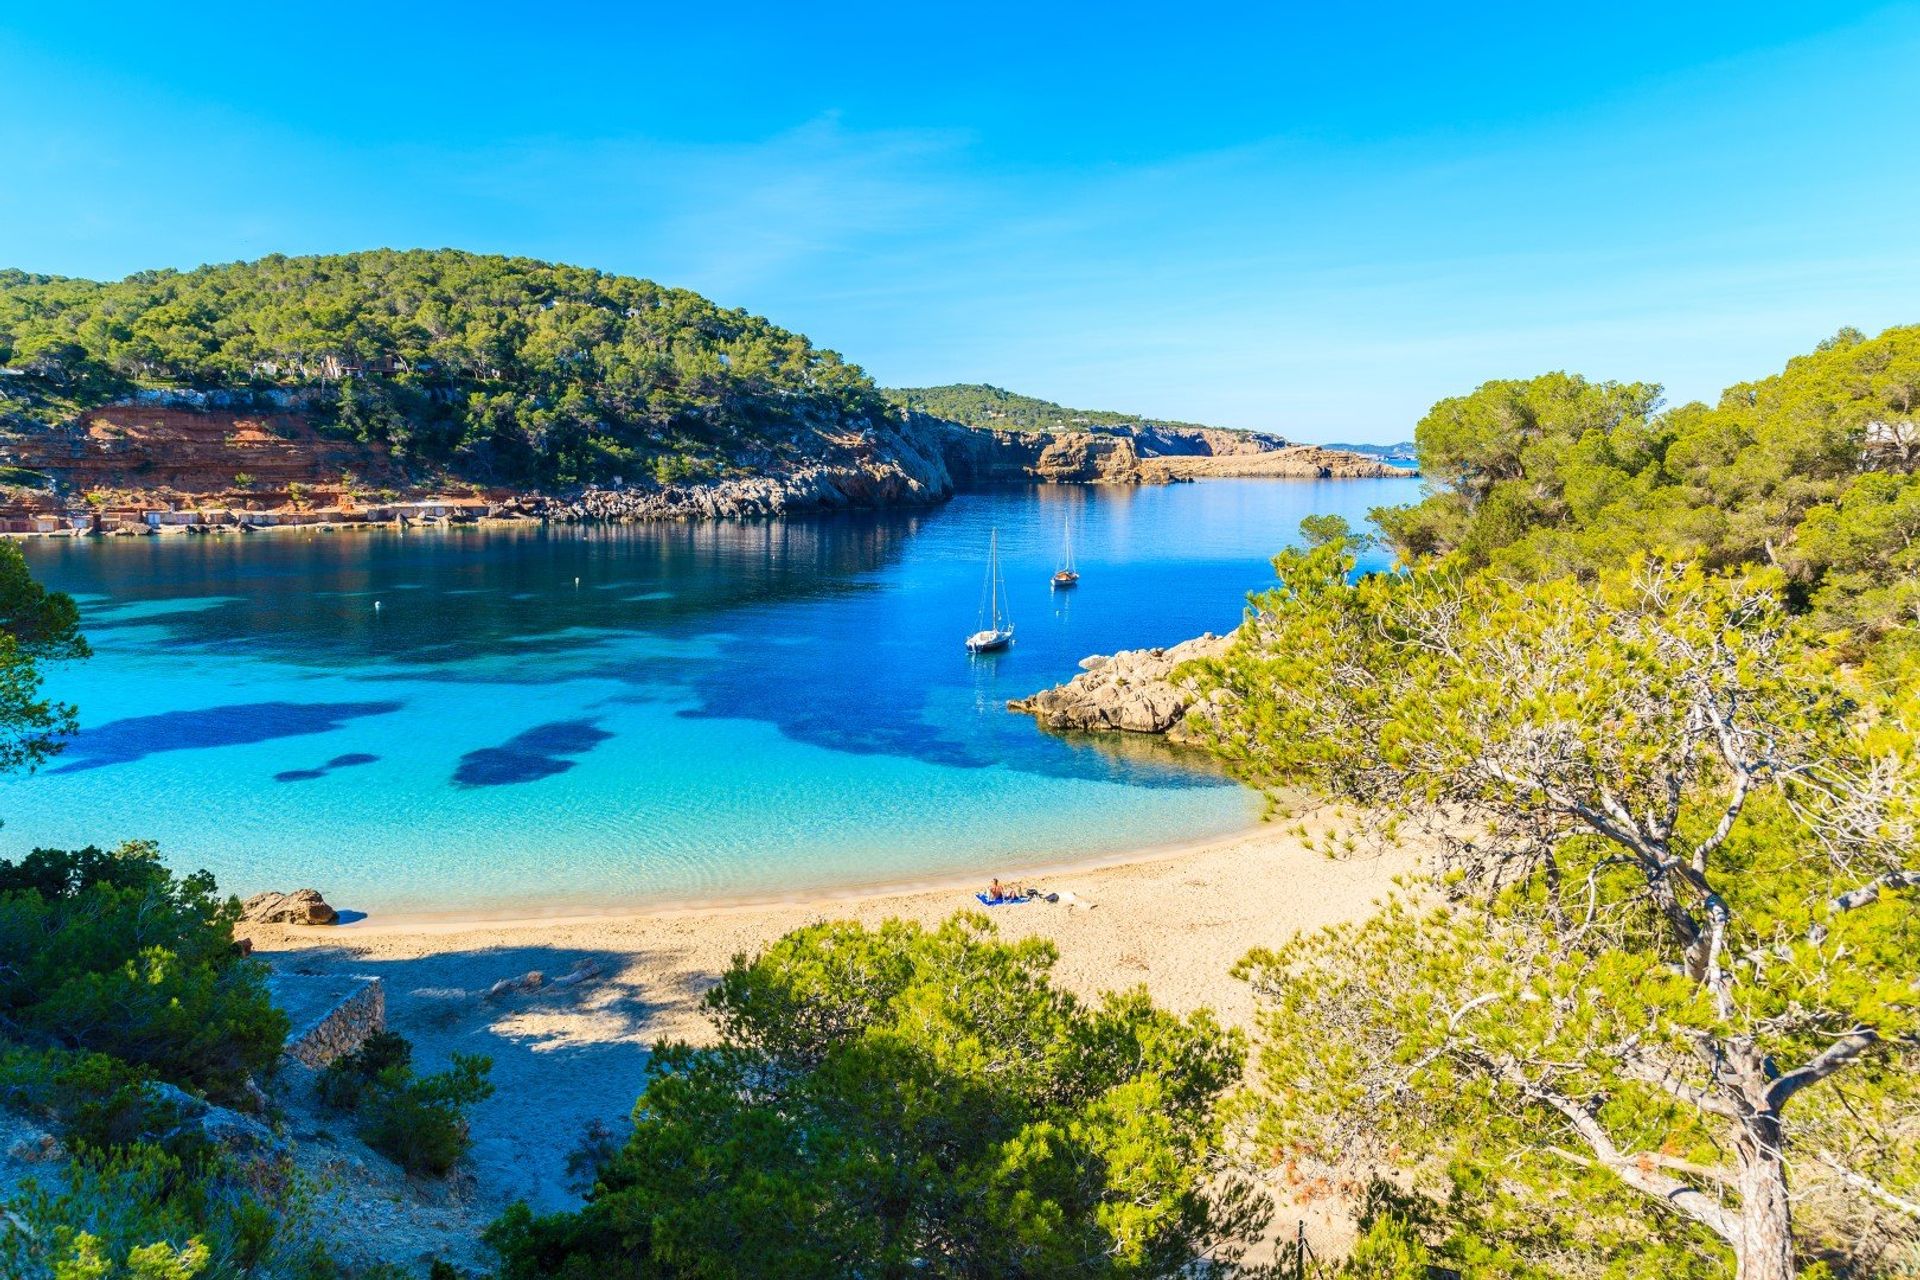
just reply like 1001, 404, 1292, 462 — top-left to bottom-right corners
4, 3, 1919, 442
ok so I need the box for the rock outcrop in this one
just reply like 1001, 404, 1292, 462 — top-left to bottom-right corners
241, 888, 339, 926
1139, 445, 1417, 481
924, 420, 1144, 487
0, 403, 409, 509
1008, 632, 1234, 744
533, 418, 952, 521
916, 414, 1407, 488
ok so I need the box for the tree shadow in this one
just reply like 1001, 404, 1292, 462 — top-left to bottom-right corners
263, 939, 722, 1215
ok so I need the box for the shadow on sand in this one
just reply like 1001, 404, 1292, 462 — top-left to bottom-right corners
263, 937, 724, 1216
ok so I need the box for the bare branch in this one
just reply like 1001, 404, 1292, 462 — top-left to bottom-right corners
1816, 1151, 1920, 1220
1831, 870, 1920, 914
1620, 1052, 1745, 1122
1547, 1146, 1738, 1188
1490, 1057, 1739, 1243
1768, 1028, 1881, 1110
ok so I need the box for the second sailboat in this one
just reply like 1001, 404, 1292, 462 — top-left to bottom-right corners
1051, 521, 1079, 589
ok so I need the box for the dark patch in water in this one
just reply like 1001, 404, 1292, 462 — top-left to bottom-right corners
49, 701, 405, 775
452, 719, 613, 788
273, 752, 383, 783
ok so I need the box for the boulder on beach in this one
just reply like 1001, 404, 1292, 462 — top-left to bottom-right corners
1007, 631, 1234, 743
240, 887, 338, 926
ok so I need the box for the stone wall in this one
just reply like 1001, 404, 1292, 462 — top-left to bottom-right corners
270, 973, 386, 1068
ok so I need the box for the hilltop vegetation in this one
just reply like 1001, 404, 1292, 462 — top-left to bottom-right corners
884, 382, 1234, 436
1373, 324, 1920, 659
0, 250, 893, 488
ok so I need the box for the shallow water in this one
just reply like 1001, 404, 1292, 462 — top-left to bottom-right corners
2, 478, 1419, 917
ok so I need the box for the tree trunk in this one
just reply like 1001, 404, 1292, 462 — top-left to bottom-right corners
1735, 1112, 1794, 1280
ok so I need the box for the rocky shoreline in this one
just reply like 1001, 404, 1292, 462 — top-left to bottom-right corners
1140, 444, 1415, 481
529, 420, 953, 521
1007, 631, 1234, 744
1, 399, 1414, 533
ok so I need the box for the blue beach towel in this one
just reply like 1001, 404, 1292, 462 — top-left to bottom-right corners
975, 893, 1031, 907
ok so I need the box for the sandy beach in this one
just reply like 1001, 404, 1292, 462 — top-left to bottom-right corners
239, 815, 1422, 1268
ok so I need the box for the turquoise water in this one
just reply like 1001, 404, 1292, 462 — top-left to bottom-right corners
1, 478, 1418, 918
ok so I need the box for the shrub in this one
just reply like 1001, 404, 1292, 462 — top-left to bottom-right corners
0, 1143, 336, 1280
487, 915, 1261, 1279
0, 1049, 190, 1154
0, 841, 286, 1104
315, 1032, 492, 1177
314, 1031, 411, 1112
562, 1118, 622, 1197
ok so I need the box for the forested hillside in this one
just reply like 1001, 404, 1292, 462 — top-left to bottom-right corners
883, 382, 1235, 436
0, 250, 892, 487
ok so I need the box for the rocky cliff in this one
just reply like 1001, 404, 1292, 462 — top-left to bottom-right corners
0, 402, 954, 523
913, 414, 1409, 487
1007, 632, 1234, 744
1, 398, 1404, 527
1139, 445, 1416, 481
534, 419, 952, 520
0, 403, 411, 511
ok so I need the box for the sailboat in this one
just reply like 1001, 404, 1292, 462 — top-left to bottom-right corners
1051, 522, 1079, 589
966, 528, 1016, 653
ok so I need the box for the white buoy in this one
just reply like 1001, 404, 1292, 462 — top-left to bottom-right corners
574, 576, 581, 587
374, 601, 382, 611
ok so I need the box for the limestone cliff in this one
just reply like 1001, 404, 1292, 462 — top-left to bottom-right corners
1, 397, 1407, 529
1140, 445, 1416, 481
535, 418, 952, 520
912, 413, 1410, 487
0, 400, 955, 525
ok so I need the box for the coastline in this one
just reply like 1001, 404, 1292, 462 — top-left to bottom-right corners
241, 812, 1424, 1033
242, 807, 1425, 1266
324, 804, 1267, 931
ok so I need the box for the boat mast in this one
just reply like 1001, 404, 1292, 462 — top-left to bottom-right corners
989, 529, 1005, 630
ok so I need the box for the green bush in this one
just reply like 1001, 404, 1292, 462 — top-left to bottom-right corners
314, 1031, 411, 1113
0, 1048, 190, 1154
487, 915, 1261, 1279
0, 1143, 337, 1280
0, 841, 287, 1104
316, 1031, 492, 1177
0, 840, 288, 1105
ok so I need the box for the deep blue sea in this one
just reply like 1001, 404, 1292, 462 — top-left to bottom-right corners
1, 477, 1419, 918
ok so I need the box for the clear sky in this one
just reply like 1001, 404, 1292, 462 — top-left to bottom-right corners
4, 3, 1918, 442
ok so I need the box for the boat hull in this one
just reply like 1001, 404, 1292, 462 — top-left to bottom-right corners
965, 628, 1014, 653
1051, 572, 1079, 589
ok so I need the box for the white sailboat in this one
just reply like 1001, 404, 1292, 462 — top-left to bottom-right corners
966, 528, 1015, 653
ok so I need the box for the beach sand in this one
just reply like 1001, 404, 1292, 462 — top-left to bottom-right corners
242, 818, 1422, 1268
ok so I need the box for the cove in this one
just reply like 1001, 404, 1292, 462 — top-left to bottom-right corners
0, 477, 1419, 918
